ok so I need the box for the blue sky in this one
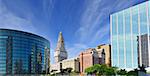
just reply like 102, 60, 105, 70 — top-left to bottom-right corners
0, 0, 146, 63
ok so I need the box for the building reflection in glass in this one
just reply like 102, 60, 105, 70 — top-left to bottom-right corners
0, 29, 50, 74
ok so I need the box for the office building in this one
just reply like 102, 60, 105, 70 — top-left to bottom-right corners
0, 29, 50, 74
110, 1, 150, 69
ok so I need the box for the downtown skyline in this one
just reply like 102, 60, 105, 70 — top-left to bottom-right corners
0, 0, 146, 63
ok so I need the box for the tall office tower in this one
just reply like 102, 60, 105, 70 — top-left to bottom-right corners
110, 1, 150, 69
138, 34, 150, 67
54, 32, 68, 63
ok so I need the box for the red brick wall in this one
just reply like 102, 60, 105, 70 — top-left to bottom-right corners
79, 52, 94, 73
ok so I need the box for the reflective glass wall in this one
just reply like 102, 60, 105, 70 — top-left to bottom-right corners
0, 29, 50, 74
110, 1, 150, 69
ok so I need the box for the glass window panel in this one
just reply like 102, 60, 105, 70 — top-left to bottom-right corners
118, 12, 124, 68
112, 14, 118, 67
124, 9, 132, 68
132, 6, 139, 68
140, 3, 148, 35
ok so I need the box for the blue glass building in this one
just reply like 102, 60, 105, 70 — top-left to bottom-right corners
110, 1, 150, 69
0, 29, 50, 74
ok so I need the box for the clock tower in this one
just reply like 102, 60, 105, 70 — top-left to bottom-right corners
54, 32, 67, 63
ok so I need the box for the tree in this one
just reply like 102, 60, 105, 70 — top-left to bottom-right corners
117, 69, 127, 75
85, 66, 94, 75
85, 64, 117, 75
127, 70, 138, 76
104, 67, 116, 75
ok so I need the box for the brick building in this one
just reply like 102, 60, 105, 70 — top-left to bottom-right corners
79, 48, 99, 73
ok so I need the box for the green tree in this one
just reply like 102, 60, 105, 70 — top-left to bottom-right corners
85, 64, 117, 75
92, 64, 102, 74
85, 66, 93, 74
127, 70, 138, 76
117, 69, 127, 75
104, 67, 116, 75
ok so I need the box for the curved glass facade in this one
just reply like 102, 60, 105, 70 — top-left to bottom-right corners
0, 29, 50, 74
110, 1, 150, 69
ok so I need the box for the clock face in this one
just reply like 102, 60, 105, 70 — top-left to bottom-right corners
60, 51, 67, 57
54, 50, 67, 57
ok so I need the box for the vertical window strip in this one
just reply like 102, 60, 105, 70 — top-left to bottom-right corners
146, 1, 150, 66
123, 11, 126, 68
130, 8, 134, 68
138, 5, 142, 66
110, 15, 113, 67
116, 14, 120, 67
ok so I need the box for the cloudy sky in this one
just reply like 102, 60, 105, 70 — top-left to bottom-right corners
0, 0, 146, 63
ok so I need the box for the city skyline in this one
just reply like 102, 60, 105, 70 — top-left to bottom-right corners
0, 0, 146, 63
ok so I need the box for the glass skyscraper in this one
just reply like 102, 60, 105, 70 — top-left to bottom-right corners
0, 29, 50, 74
110, 1, 150, 69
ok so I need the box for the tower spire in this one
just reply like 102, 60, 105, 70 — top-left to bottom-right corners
54, 32, 67, 63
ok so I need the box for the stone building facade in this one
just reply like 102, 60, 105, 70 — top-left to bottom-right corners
50, 58, 80, 74
96, 44, 111, 67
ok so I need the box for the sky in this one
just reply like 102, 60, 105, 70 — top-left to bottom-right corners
0, 0, 146, 63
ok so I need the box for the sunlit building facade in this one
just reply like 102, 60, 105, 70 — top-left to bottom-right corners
0, 29, 50, 74
96, 44, 111, 67
110, 1, 150, 69
50, 57, 80, 74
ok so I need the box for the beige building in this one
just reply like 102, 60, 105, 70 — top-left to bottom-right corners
61, 58, 80, 72
50, 57, 80, 74
50, 63, 61, 73
96, 44, 111, 67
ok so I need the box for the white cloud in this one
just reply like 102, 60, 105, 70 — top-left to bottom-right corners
0, 0, 37, 33
75, 0, 140, 45
91, 23, 110, 44
67, 43, 89, 58
75, 0, 111, 44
